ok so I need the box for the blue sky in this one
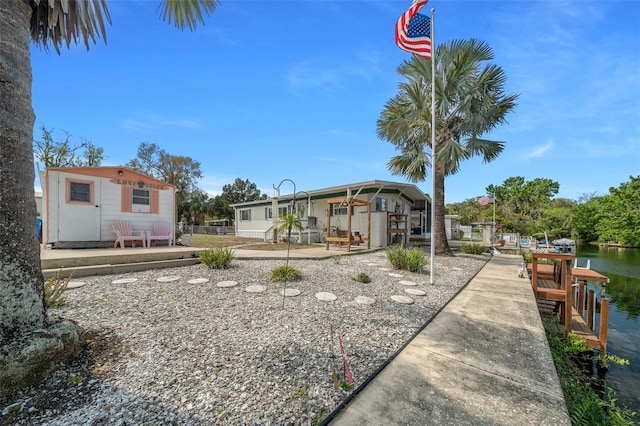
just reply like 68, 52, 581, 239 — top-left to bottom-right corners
31, 0, 639, 203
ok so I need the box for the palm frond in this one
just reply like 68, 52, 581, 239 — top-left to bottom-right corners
159, 0, 219, 31
30, 0, 111, 53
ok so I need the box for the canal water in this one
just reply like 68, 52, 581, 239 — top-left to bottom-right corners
576, 245, 640, 413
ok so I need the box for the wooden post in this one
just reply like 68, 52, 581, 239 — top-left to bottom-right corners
346, 200, 353, 252
587, 290, 595, 329
563, 257, 572, 331
599, 298, 609, 353
577, 280, 585, 316
325, 203, 331, 251
367, 202, 371, 249
531, 256, 538, 294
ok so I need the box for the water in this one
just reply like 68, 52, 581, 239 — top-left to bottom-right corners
576, 245, 640, 413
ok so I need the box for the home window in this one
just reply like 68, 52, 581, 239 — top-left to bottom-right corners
132, 188, 150, 213
240, 209, 251, 221
374, 197, 388, 212
278, 206, 289, 217
265, 207, 273, 220
332, 204, 347, 216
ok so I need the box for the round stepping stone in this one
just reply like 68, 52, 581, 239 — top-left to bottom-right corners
388, 273, 404, 278
390, 295, 414, 304
66, 281, 85, 289
112, 278, 138, 284
157, 276, 180, 282
187, 278, 209, 284
355, 296, 376, 305
359, 259, 370, 263
378, 267, 391, 271
367, 263, 380, 267
404, 288, 427, 296
315, 292, 337, 301
245, 285, 266, 293
216, 280, 238, 288
399, 280, 417, 286
280, 288, 301, 297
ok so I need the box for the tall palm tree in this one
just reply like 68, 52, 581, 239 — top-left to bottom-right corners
377, 39, 518, 256
0, 0, 218, 395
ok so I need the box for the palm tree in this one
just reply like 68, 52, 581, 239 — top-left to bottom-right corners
0, 0, 218, 395
277, 213, 304, 243
377, 39, 518, 256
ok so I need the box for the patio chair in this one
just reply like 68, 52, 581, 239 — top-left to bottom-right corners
147, 221, 175, 247
111, 220, 146, 248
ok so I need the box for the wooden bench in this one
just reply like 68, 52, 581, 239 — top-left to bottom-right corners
336, 229, 364, 246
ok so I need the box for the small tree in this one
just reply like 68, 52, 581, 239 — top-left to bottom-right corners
33, 124, 104, 167
277, 213, 304, 243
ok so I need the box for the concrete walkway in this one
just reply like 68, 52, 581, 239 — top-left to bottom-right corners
328, 254, 571, 426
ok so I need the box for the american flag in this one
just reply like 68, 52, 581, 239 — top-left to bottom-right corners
478, 195, 495, 206
395, 0, 432, 59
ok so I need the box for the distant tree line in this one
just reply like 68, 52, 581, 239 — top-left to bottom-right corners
446, 175, 640, 247
33, 127, 266, 225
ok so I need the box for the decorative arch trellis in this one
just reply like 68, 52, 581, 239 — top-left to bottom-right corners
324, 197, 371, 252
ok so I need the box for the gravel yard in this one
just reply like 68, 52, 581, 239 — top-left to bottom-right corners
2, 252, 488, 425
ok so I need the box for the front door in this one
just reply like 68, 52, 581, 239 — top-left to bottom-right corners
57, 178, 101, 241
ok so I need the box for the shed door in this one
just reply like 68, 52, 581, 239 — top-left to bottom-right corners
57, 178, 101, 241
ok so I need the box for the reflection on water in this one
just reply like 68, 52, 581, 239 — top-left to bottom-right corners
577, 245, 640, 413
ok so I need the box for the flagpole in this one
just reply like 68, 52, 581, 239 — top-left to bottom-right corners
429, 7, 436, 285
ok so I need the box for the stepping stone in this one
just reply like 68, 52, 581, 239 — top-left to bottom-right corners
217, 280, 238, 288
367, 263, 380, 267
399, 280, 417, 286
378, 267, 391, 271
359, 259, 370, 263
157, 276, 180, 282
388, 273, 404, 278
187, 278, 209, 284
66, 281, 85, 289
112, 278, 138, 284
315, 292, 337, 301
404, 288, 426, 296
280, 288, 301, 297
245, 285, 266, 293
390, 295, 414, 304
355, 296, 376, 305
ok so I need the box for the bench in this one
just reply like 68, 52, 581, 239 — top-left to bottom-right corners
336, 229, 364, 246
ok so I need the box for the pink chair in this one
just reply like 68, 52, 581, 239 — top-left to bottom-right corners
147, 221, 175, 247
111, 220, 146, 248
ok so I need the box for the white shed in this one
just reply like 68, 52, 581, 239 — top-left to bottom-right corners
41, 167, 175, 248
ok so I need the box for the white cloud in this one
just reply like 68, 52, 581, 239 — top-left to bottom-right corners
526, 140, 554, 158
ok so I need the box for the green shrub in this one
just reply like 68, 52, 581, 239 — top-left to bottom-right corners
386, 245, 407, 269
44, 272, 68, 309
353, 272, 371, 283
386, 245, 427, 272
460, 243, 487, 255
199, 247, 236, 269
269, 265, 302, 281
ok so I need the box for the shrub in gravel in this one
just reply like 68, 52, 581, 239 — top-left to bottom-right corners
44, 273, 68, 309
385, 246, 427, 272
353, 272, 371, 283
269, 265, 302, 281
199, 247, 236, 269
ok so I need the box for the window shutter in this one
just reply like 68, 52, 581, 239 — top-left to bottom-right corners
121, 186, 131, 212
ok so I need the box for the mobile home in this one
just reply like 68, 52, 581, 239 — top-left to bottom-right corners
231, 180, 432, 247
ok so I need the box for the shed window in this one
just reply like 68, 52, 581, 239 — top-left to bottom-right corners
132, 188, 150, 213
69, 182, 91, 203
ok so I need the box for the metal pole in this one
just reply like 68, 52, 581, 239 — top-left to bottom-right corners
429, 8, 436, 285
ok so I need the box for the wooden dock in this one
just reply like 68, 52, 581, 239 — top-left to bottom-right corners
528, 252, 610, 352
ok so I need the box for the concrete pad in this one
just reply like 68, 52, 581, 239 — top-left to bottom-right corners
111, 278, 137, 284
388, 272, 404, 278
216, 280, 238, 288
404, 288, 426, 296
245, 285, 266, 293
280, 288, 301, 297
399, 280, 417, 286
187, 278, 209, 284
316, 292, 338, 301
156, 276, 180, 282
355, 296, 375, 305
390, 295, 414, 304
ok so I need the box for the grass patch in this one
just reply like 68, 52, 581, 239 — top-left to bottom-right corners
269, 265, 302, 281
385, 245, 428, 272
199, 247, 236, 269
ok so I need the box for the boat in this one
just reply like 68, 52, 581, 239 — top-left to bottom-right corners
552, 238, 576, 254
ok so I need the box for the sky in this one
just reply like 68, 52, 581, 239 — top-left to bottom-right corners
30, 0, 640, 203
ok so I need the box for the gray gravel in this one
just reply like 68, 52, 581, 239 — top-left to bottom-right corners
2, 252, 488, 425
